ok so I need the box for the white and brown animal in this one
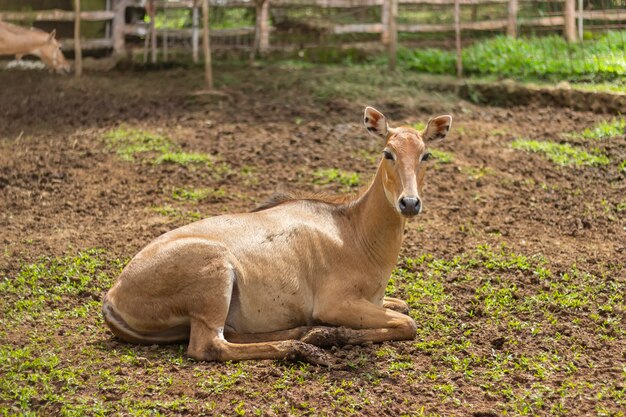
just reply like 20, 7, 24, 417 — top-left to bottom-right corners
0, 20, 70, 73
103, 107, 452, 364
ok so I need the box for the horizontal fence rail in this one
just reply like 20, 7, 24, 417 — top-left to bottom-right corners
1, 0, 625, 65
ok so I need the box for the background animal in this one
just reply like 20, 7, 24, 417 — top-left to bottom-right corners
0, 20, 70, 73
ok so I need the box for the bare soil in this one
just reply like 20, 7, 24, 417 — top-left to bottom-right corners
1, 64, 624, 416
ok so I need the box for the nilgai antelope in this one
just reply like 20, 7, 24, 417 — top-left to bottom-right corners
0, 21, 70, 74
103, 107, 452, 365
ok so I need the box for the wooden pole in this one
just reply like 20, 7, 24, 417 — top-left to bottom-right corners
259, 0, 270, 54
202, 0, 213, 89
564, 0, 576, 42
192, 0, 199, 63
381, 0, 390, 46
577, 0, 583, 41
74, 0, 82, 77
507, 0, 517, 38
454, 0, 462, 77
250, 0, 271, 62
150, 0, 157, 63
388, 0, 397, 71
163, 3, 168, 62
112, 0, 128, 58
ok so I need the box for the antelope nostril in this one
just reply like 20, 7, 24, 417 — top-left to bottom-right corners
398, 197, 421, 215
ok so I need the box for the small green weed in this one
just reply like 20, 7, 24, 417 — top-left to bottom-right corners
313, 168, 360, 191
172, 187, 226, 202
154, 152, 212, 166
151, 205, 203, 222
577, 118, 625, 140
430, 149, 454, 164
511, 139, 610, 167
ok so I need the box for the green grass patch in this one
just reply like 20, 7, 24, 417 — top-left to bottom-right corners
151, 205, 203, 222
154, 152, 212, 166
511, 139, 610, 167
312, 168, 360, 191
104, 127, 174, 162
104, 127, 220, 168
430, 149, 453, 164
576, 118, 625, 140
0, 249, 123, 321
172, 187, 226, 202
399, 31, 626, 83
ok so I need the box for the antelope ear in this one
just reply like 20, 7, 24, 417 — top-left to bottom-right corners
363, 106, 389, 138
422, 115, 452, 142
48, 29, 56, 42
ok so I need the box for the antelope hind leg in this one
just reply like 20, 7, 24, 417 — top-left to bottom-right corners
382, 296, 410, 314
188, 319, 334, 366
185, 261, 332, 366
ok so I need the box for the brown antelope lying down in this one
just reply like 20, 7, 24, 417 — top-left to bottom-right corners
103, 107, 452, 365
0, 21, 70, 74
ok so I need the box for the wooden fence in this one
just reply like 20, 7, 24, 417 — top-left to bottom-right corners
1, 0, 625, 59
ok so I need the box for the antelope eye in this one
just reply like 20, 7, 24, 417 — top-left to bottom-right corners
383, 150, 394, 161
421, 152, 433, 162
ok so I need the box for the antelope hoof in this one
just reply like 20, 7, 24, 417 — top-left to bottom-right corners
383, 299, 410, 315
287, 341, 336, 368
300, 327, 349, 348
388, 304, 410, 315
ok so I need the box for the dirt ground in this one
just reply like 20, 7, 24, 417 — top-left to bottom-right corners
1, 64, 625, 416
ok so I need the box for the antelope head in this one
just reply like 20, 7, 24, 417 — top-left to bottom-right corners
364, 106, 452, 218
39, 30, 71, 74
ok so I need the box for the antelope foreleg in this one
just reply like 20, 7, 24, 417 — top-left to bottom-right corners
305, 298, 417, 346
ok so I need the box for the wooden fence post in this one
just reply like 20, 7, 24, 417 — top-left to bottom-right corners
192, 0, 199, 63
454, 0, 462, 77
259, 0, 270, 54
150, 0, 157, 63
250, 0, 270, 61
74, 0, 82, 77
388, 0, 397, 70
381, 0, 390, 46
202, 0, 213, 89
564, 0, 576, 42
162, 2, 168, 62
112, 0, 128, 58
577, 0, 583, 41
507, 0, 518, 37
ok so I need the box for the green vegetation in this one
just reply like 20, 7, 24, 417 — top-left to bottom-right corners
511, 139, 610, 167
386, 244, 625, 415
155, 152, 212, 166
104, 127, 219, 168
312, 168, 360, 191
0, 249, 122, 322
151, 205, 203, 222
399, 31, 626, 82
575, 118, 625, 140
148, 8, 253, 31
172, 187, 226, 202
104, 127, 173, 162
430, 149, 453, 164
